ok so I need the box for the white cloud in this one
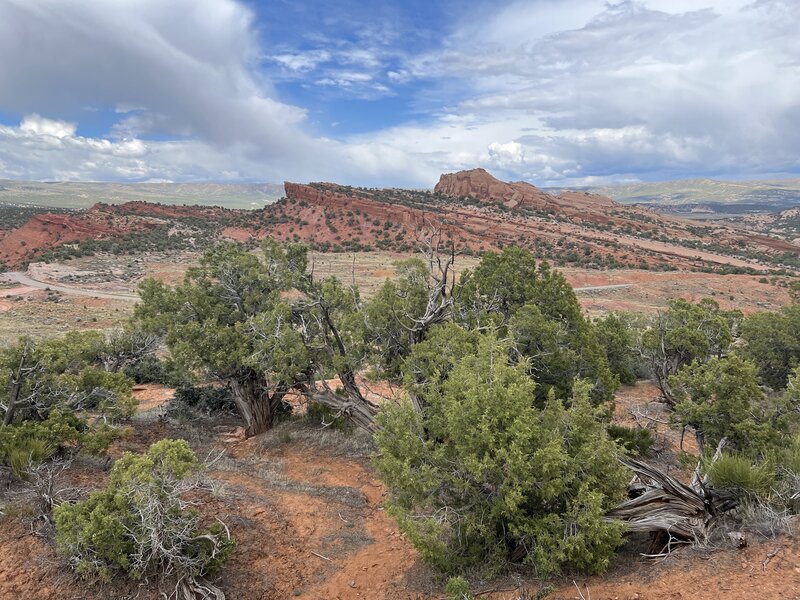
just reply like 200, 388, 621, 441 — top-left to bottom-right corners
487, 141, 526, 168
19, 114, 76, 139
271, 50, 332, 72
363, 0, 800, 185
0, 0, 798, 186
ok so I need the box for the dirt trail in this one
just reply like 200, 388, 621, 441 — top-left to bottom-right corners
3, 271, 139, 301
3, 383, 800, 600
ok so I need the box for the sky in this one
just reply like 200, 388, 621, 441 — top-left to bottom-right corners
0, 0, 798, 187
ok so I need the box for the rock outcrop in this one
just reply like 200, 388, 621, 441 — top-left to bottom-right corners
435, 168, 616, 211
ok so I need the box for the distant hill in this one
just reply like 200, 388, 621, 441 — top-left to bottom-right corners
576, 178, 800, 215
0, 180, 284, 210
2, 169, 798, 273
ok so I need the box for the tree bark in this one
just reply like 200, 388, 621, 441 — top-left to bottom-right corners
4, 347, 30, 426
229, 375, 287, 437
307, 387, 380, 432
607, 457, 737, 543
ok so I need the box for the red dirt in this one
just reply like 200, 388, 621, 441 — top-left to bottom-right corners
2, 381, 800, 599
0, 209, 163, 268
0, 521, 87, 599
549, 537, 800, 600
132, 383, 175, 412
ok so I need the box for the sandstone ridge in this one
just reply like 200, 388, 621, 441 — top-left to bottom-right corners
435, 167, 616, 211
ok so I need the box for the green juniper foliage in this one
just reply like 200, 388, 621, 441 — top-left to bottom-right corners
375, 336, 627, 577
54, 439, 234, 584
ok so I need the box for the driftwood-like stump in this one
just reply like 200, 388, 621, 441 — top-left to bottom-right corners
607, 457, 738, 543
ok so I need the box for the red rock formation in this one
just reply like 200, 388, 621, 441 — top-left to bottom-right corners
0, 208, 162, 267
434, 168, 554, 209
435, 168, 616, 211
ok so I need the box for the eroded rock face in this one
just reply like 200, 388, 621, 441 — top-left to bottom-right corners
434, 168, 616, 211
0, 210, 161, 267
434, 168, 552, 209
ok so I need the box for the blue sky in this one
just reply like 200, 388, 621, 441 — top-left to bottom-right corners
0, 0, 798, 187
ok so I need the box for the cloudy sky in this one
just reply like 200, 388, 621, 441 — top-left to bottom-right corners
0, 0, 798, 187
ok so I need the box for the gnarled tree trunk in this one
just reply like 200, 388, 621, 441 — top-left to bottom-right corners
229, 375, 287, 437
607, 457, 737, 545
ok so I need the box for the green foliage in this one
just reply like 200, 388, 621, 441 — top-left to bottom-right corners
123, 354, 166, 383
607, 424, 654, 457
455, 246, 540, 324
595, 313, 639, 385
779, 433, 800, 476
0, 410, 120, 475
375, 336, 627, 577
671, 355, 783, 455
363, 258, 434, 374
453, 248, 617, 403
641, 298, 734, 400
401, 323, 482, 400
5, 438, 54, 479
0, 332, 137, 425
510, 303, 617, 404
172, 385, 236, 415
135, 240, 312, 434
705, 453, 775, 497
446, 576, 473, 600
741, 305, 800, 390
54, 439, 234, 583
123, 355, 190, 387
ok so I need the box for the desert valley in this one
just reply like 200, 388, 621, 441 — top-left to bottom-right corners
1, 167, 800, 599
3, 1, 800, 599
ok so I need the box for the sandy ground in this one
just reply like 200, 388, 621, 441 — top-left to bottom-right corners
2, 381, 800, 600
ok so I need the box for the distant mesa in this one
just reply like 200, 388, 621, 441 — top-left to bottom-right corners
1, 168, 797, 273
434, 167, 616, 210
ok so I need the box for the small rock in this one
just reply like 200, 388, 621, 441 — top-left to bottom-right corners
728, 531, 748, 549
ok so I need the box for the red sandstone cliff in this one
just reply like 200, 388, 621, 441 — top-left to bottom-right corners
435, 168, 615, 211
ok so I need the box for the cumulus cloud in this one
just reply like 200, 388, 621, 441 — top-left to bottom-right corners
384, 0, 800, 184
0, 0, 318, 171
0, 0, 798, 186
19, 114, 77, 139
0, 0, 437, 184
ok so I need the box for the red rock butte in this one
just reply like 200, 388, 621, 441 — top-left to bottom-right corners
434, 167, 616, 211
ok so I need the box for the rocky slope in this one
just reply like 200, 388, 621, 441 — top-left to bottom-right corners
2, 169, 798, 273
436, 167, 614, 211
0, 210, 163, 267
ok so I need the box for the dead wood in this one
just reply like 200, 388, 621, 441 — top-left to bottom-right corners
607, 457, 738, 543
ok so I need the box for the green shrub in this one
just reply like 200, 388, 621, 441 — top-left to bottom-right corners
446, 576, 473, 600
0, 410, 119, 475
5, 438, 55, 479
124, 354, 167, 383
375, 336, 627, 578
779, 434, 800, 476
124, 355, 191, 387
671, 355, 781, 456
54, 439, 234, 585
607, 424, 654, 457
172, 385, 236, 415
705, 453, 775, 497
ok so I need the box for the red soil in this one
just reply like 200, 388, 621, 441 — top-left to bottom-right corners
0, 209, 162, 267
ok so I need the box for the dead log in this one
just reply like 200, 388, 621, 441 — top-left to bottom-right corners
607, 457, 737, 542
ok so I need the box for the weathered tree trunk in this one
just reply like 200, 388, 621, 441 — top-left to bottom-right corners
4, 347, 30, 426
607, 457, 737, 545
308, 387, 380, 432
229, 375, 287, 437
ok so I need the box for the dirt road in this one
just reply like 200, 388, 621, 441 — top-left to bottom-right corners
3, 270, 629, 302
3, 271, 139, 301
